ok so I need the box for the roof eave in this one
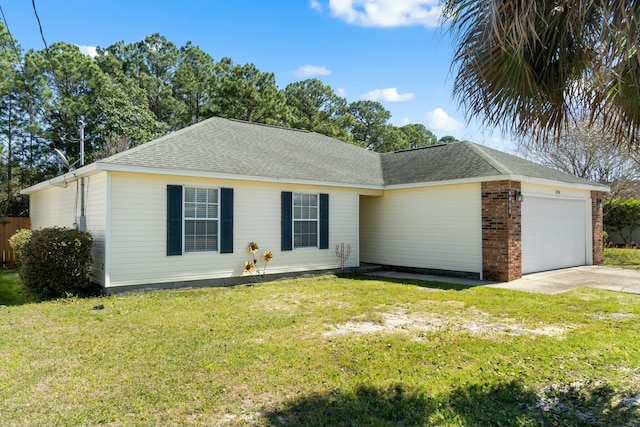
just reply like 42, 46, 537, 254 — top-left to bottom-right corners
98, 163, 386, 190
21, 162, 608, 195
383, 174, 609, 192
20, 163, 99, 195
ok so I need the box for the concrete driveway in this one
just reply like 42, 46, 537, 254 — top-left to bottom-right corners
488, 266, 640, 295
367, 266, 640, 295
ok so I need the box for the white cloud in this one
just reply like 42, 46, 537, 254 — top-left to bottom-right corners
337, 87, 346, 97
426, 108, 462, 132
310, 0, 323, 11
360, 87, 415, 102
328, 0, 442, 28
402, 117, 411, 125
294, 65, 332, 77
77, 45, 98, 58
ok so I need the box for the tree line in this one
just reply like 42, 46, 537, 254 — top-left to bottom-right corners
0, 27, 455, 216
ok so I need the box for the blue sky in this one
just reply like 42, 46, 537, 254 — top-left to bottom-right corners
3, 0, 512, 149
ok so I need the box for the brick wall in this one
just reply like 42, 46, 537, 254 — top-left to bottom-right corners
591, 191, 604, 265
482, 181, 522, 281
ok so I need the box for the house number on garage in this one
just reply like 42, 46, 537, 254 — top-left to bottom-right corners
555, 190, 561, 195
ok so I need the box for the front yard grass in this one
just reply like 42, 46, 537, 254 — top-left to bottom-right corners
604, 247, 640, 269
1, 270, 639, 426
0, 269, 39, 306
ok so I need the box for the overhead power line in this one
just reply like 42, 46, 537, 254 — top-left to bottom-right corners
30, 0, 68, 137
31, 0, 58, 83
0, 1, 51, 123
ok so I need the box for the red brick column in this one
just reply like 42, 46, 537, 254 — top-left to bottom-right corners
591, 191, 604, 265
482, 181, 522, 281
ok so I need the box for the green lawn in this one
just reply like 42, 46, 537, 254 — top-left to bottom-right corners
604, 247, 640, 269
1, 271, 639, 426
0, 269, 40, 306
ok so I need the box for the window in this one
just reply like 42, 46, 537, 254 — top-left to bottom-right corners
281, 191, 328, 251
167, 186, 233, 256
184, 187, 218, 252
293, 193, 318, 248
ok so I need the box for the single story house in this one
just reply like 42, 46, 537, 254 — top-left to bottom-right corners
22, 117, 608, 293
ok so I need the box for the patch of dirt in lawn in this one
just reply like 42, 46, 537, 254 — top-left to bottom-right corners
323, 308, 569, 338
586, 312, 637, 321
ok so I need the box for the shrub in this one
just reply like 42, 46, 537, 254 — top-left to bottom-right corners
604, 198, 640, 244
8, 229, 32, 265
17, 227, 96, 298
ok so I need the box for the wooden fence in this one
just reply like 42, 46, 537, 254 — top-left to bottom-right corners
0, 217, 30, 268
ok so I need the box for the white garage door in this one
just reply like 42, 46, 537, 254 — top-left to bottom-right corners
522, 197, 588, 274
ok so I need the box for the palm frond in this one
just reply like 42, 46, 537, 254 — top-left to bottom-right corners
444, 0, 640, 147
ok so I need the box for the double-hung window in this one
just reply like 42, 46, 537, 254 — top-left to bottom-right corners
184, 187, 218, 252
293, 193, 318, 248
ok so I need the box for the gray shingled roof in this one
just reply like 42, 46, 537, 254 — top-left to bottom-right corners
381, 142, 501, 184
468, 143, 606, 186
100, 116, 384, 186
381, 141, 605, 187
98, 116, 606, 189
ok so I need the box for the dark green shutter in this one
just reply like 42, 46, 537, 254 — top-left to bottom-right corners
281, 191, 293, 251
167, 185, 183, 256
220, 188, 234, 253
319, 193, 329, 249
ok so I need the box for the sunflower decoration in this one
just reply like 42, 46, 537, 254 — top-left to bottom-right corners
248, 242, 259, 254
244, 242, 273, 279
244, 261, 255, 273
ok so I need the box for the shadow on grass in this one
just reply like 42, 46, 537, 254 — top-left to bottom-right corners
0, 269, 40, 306
263, 384, 433, 427
449, 381, 639, 426
339, 272, 473, 292
0, 270, 102, 306
263, 381, 639, 426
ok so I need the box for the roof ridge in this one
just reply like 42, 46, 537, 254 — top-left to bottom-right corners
227, 118, 311, 133
393, 143, 448, 153
462, 141, 511, 175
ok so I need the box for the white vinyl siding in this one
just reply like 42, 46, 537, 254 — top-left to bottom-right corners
30, 183, 77, 229
360, 183, 482, 275
28, 172, 108, 286
86, 173, 108, 286
107, 172, 362, 288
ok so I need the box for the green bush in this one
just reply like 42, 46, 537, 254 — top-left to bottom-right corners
604, 198, 640, 244
8, 229, 32, 265
17, 227, 96, 298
